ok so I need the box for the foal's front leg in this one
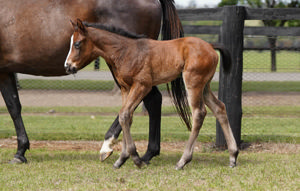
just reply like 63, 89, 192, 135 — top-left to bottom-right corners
113, 84, 150, 168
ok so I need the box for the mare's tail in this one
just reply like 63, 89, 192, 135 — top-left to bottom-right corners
211, 43, 232, 73
160, 0, 191, 131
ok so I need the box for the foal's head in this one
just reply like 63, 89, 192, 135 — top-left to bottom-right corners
64, 19, 96, 74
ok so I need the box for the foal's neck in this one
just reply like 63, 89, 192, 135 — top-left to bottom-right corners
88, 28, 135, 64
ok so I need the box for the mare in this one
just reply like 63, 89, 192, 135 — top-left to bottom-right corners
0, 0, 183, 164
65, 19, 239, 170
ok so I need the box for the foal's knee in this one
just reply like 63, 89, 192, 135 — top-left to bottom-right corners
119, 109, 131, 127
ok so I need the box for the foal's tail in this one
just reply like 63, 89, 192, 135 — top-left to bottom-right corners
160, 0, 192, 131
211, 43, 232, 73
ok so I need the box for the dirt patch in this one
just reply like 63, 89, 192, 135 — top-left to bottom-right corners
1, 139, 299, 154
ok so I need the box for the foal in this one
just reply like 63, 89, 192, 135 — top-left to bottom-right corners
65, 19, 238, 170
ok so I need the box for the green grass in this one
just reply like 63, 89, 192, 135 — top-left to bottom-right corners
0, 105, 299, 143
19, 79, 115, 91
0, 149, 299, 190
243, 51, 300, 73
0, 113, 299, 143
1, 105, 299, 117
0, 105, 299, 190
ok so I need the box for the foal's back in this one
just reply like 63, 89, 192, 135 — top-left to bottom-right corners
147, 37, 219, 86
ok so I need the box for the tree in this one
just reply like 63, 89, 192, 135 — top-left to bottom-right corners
219, 0, 300, 72
218, 0, 238, 7
187, 0, 197, 8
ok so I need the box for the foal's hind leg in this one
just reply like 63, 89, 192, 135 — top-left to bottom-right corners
176, 76, 207, 170
203, 84, 239, 167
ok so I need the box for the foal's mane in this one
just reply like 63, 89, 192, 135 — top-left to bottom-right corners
83, 22, 146, 39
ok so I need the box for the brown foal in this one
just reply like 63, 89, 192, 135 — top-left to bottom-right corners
65, 19, 239, 170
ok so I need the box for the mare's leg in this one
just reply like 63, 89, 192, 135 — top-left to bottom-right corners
176, 73, 207, 170
203, 84, 239, 167
113, 84, 150, 169
140, 86, 161, 163
100, 87, 162, 163
0, 73, 29, 163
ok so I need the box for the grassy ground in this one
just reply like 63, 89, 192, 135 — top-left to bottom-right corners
0, 108, 299, 143
0, 105, 299, 190
0, 148, 299, 190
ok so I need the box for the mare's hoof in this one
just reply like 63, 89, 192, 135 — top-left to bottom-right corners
100, 151, 113, 162
141, 150, 159, 164
9, 157, 27, 164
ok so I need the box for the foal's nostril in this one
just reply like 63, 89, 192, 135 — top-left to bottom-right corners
71, 66, 77, 74
65, 63, 77, 74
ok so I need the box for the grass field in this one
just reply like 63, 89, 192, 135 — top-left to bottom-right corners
1, 148, 299, 191
0, 105, 299, 190
0, 108, 299, 143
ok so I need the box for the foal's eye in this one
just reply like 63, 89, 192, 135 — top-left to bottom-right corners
74, 41, 81, 49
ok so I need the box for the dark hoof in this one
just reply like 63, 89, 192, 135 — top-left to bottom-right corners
141, 151, 159, 164
100, 151, 113, 162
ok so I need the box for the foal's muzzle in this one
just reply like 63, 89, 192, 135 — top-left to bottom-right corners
65, 63, 78, 74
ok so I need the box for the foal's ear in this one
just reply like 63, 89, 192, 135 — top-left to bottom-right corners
76, 18, 87, 34
70, 19, 77, 31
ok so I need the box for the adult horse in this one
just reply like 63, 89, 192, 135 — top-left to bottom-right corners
0, 0, 183, 163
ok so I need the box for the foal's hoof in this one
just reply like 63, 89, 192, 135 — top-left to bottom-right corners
100, 151, 113, 162
113, 163, 121, 169
9, 156, 27, 164
175, 164, 184, 170
229, 161, 237, 168
175, 160, 186, 170
134, 160, 147, 169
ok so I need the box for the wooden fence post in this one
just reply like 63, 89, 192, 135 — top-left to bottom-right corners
216, 6, 245, 147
